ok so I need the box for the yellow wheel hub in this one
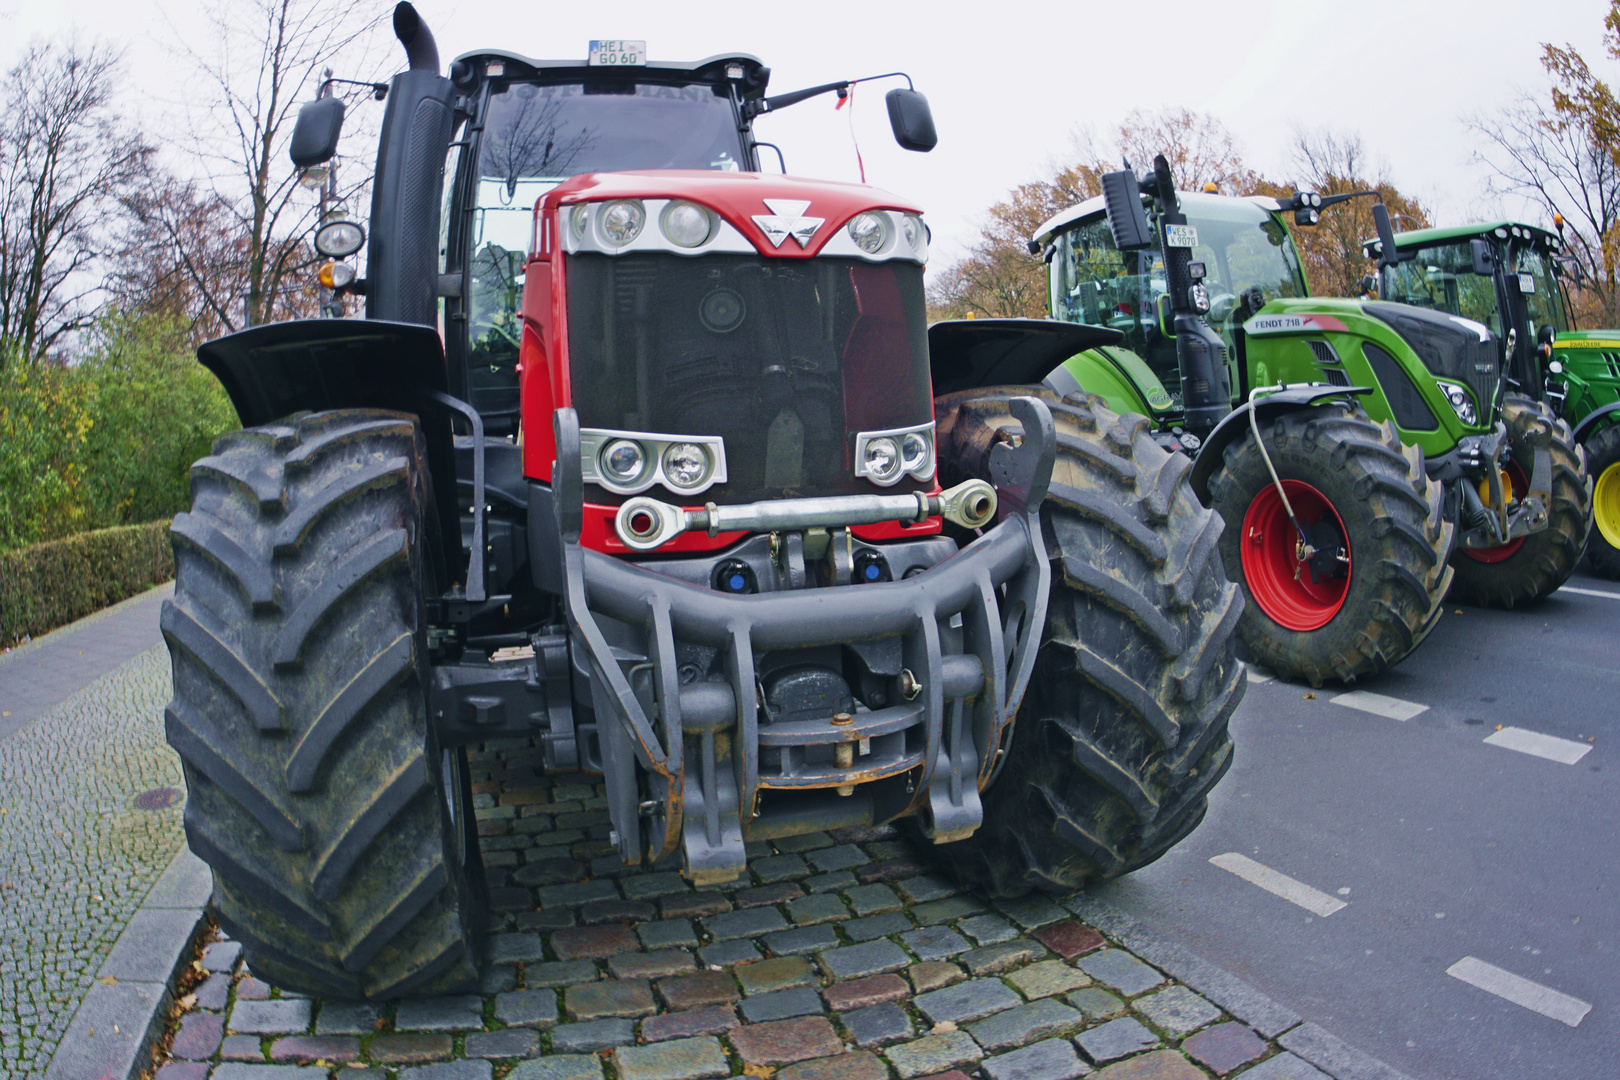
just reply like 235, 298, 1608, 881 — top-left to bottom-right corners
1595, 461, 1620, 549
1476, 468, 1513, 510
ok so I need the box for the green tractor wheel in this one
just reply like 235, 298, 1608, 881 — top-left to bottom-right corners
1208, 403, 1453, 687
923, 390, 1243, 897
1448, 395, 1591, 608
1582, 423, 1620, 580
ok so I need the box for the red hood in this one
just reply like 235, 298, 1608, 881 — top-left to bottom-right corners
540, 170, 922, 259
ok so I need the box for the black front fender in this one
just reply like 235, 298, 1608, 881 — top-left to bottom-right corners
1189, 384, 1374, 504
1572, 401, 1620, 445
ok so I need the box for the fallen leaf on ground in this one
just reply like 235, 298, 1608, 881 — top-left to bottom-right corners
177, 993, 196, 1010
743, 1066, 775, 1078
930, 1021, 958, 1034
98, 975, 117, 985
1303, 693, 1316, 700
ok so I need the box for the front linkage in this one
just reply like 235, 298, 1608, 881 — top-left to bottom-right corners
431, 400, 1055, 884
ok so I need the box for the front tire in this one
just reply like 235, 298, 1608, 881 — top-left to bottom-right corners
1207, 404, 1452, 687
1449, 395, 1591, 607
926, 390, 1244, 897
1585, 422, 1620, 580
162, 410, 484, 999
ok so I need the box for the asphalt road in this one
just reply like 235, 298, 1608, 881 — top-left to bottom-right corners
1092, 568, 1620, 1080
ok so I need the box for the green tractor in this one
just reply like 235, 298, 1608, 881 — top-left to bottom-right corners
1029, 156, 1588, 685
1371, 219, 1616, 578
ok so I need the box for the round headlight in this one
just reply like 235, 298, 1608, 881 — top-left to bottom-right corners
601, 439, 648, 483
662, 443, 711, 490
863, 436, 902, 482
900, 214, 926, 253
900, 431, 930, 472
661, 202, 714, 248
599, 200, 645, 246
569, 204, 589, 242
314, 220, 366, 258
847, 213, 890, 255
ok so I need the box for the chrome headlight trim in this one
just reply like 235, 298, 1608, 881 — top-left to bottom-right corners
854, 421, 935, 486
1436, 380, 1479, 426
580, 428, 729, 496
561, 198, 754, 257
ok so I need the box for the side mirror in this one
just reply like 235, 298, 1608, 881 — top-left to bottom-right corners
1358, 274, 1377, 298
1100, 169, 1154, 251
289, 96, 346, 168
1469, 238, 1494, 277
885, 88, 937, 152
1371, 203, 1401, 270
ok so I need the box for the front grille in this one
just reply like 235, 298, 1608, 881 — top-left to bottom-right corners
565, 252, 934, 505
1364, 302, 1499, 419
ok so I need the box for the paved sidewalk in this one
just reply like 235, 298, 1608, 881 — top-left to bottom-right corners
0, 583, 172, 743
140, 741, 1417, 1080
0, 586, 190, 1078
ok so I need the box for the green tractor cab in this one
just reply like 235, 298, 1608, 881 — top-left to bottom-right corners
1374, 221, 1604, 577
1031, 157, 1584, 685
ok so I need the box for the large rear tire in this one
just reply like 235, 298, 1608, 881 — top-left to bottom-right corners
1449, 395, 1591, 607
162, 409, 485, 999
1207, 404, 1452, 687
1584, 421, 1620, 580
926, 390, 1244, 897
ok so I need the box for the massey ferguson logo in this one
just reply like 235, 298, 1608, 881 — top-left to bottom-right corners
752, 199, 824, 248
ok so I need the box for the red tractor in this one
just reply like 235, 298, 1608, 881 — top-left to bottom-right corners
162, 3, 1245, 998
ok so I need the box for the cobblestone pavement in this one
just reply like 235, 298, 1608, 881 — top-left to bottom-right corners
0, 645, 186, 1078
144, 740, 1389, 1080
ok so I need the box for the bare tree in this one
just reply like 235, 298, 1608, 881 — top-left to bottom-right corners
0, 40, 152, 361
1468, 94, 1620, 325
163, 0, 383, 330
1279, 127, 1431, 299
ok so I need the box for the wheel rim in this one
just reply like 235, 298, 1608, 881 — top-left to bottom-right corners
1595, 461, 1620, 550
1461, 460, 1528, 563
1240, 480, 1351, 632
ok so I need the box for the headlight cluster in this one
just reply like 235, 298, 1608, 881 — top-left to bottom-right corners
1437, 381, 1478, 426
580, 428, 728, 496
854, 424, 935, 486
842, 211, 927, 259
573, 199, 719, 251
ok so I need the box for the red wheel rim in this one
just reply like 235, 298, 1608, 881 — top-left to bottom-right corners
1240, 480, 1351, 632
1461, 460, 1528, 563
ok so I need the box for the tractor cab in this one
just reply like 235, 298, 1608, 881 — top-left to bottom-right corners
1372, 222, 1570, 396
1040, 192, 1307, 418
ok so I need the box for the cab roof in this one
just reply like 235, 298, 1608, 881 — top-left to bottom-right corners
449, 50, 770, 99
1386, 221, 1560, 249
1031, 191, 1284, 249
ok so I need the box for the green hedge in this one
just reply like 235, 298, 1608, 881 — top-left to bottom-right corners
0, 520, 173, 645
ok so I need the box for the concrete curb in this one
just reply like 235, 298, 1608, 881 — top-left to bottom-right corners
1067, 893, 1420, 1080
43, 846, 211, 1080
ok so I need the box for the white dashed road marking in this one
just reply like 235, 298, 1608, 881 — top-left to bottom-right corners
1330, 690, 1429, 721
1483, 726, 1593, 765
1558, 585, 1620, 600
1209, 853, 1347, 917
1446, 956, 1591, 1027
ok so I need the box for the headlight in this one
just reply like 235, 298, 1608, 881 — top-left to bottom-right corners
314, 220, 365, 258
661, 442, 711, 490
660, 202, 714, 248
863, 436, 902, 482
599, 200, 645, 246
900, 214, 926, 254
1439, 382, 1478, 426
601, 439, 649, 484
900, 431, 933, 478
847, 213, 890, 255
569, 204, 590, 242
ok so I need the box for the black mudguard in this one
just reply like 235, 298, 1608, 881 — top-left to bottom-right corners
198, 317, 461, 563
1572, 401, 1620, 445
1189, 384, 1374, 505
927, 318, 1122, 397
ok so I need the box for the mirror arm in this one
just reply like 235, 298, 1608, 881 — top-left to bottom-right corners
759, 71, 915, 114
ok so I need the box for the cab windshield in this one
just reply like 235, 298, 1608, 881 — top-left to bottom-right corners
1383, 242, 1569, 338
1049, 193, 1306, 406
463, 80, 747, 417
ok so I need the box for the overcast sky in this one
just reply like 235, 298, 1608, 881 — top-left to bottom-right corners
4, 0, 1613, 266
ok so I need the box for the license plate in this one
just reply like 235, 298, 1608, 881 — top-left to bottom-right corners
1165, 224, 1198, 248
1518, 271, 1537, 294
588, 40, 645, 66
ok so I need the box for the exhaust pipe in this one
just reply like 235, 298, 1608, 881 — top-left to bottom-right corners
392, 2, 440, 73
